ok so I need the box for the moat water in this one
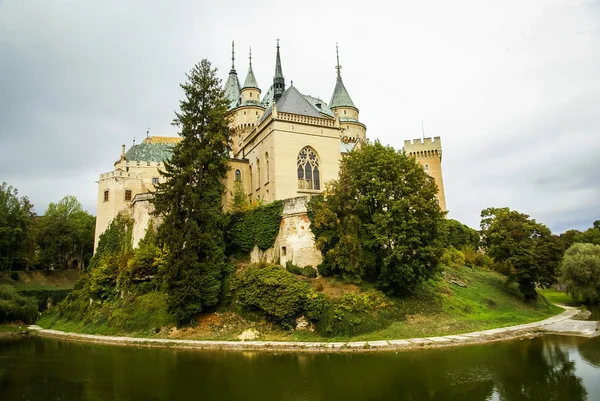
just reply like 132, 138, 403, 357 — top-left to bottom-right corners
0, 335, 599, 401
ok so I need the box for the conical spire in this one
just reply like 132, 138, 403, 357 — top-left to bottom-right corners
243, 46, 259, 89
273, 39, 285, 100
223, 41, 241, 109
329, 43, 356, 109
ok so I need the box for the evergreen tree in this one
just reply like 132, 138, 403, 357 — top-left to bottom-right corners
152, 59, 231, 324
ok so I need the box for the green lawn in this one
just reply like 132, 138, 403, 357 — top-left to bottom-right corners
537, 288, 577, 305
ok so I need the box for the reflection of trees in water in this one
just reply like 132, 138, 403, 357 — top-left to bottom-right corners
579, 338, 600, 367
493, 339, 587, 401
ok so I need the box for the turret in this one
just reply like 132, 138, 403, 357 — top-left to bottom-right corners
273, 39, 285, 100
329, 44, 366, 140
223, 41, 241, 110
404, 137, 447, 211
240, 46, 261, 105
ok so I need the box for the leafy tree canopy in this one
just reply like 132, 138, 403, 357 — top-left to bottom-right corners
480, 207, 562, 301
443, 218, 479, 250
308, 141, 446, 295
152, 59, 231, 324
0, 182, 34, 270
560, 243, 600, 304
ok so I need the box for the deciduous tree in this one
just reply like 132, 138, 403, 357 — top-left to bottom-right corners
308, 141, 446, 295
480, 207, 562, 301
560, 243, 600, 304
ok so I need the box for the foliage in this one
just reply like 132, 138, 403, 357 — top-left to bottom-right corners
226, 201, 283, 254
18, 289, 71, 311
441, 246, 465, 267
480, 207, 563, 302
560, 243, 600, 304
308, 141, 446, 295
285, 261, 317, 278
0, 182, 34, 271
36, 195, 95, 270
152, 59, 231, 324
232, 263, 313, 328
444, 219, 479, 249
89, 213, 132, 270
0, 284, 38, 323
572, 220, 600, 246
230, 180, 251, 213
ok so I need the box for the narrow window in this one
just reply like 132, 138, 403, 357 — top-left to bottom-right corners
103, 190, 109, 202
297, 146, 320, 190
235, 169, 241, 182
256, 159, 260, 188
265, 152, 270, 182
125, 190, 132, 201
424, 164, 430, 172
152, 177, 159, 185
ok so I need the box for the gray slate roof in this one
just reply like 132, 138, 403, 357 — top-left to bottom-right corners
125, 142, 175, 162
303, 95, 335, 118
258, 85, 323, 125
329, 76, 356, 109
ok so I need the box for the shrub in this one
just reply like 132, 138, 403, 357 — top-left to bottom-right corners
285, 261, 317, 278
0, 284, 38, 323
232, 263, 312, 328
226, 201, 284, 254
441, 247, 465, 267
18, 289, 72, 311
560, 243, 600, 304
108, 292, 175, 333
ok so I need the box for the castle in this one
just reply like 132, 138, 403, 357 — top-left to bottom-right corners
94, 41, 446, 266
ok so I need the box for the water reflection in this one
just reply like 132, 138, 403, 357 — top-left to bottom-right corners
0, 335, 598, 401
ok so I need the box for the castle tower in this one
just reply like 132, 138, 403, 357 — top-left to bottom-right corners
240, 46, 261, 105
273, 39, 285, 100
223, 41, 241, 110
329, 44, 366, 141
404, 137, 447, 211
230, 46, 266, 156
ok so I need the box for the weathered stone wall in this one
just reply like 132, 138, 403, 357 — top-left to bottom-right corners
131, 194, 155, 249
251, 196, 322, 268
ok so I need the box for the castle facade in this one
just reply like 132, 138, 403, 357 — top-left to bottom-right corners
94, 41, 446, 266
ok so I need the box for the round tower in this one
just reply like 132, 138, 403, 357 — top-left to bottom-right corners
329, 44, 366, 141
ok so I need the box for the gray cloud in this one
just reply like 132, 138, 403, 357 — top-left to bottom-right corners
0, 0, 598, 233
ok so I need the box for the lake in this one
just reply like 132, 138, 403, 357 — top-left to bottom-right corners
0, 334, 599, 400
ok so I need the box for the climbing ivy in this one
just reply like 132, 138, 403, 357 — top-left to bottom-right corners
226, 201, 283, 254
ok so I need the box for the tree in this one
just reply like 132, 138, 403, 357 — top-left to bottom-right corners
480, 207, 562, 301
152, 59, 231, 324
308, 141, 446, 295
0, 182, 34, 271
444, 219, 479, 249
36, 196, 95, 270
560, 243, 600, 304
573, 220, 600, 245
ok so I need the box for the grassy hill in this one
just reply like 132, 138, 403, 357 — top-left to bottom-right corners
37, 264, 563, 342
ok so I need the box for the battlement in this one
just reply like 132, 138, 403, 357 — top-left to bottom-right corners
403, 137, 442, 159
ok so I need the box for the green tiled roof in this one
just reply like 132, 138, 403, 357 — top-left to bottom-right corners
243, 63, 259, 89
329, 76, 356, 109
304, 95, 334, 118
224, 71, 241, 110
125, 142, 176, 162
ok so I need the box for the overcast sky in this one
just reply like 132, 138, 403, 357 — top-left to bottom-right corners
0, 0, 598, 233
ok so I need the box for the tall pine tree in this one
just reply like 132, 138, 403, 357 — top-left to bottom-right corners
152, 60, 231, 324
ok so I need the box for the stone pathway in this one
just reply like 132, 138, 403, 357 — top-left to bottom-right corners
27, 306, 598, 353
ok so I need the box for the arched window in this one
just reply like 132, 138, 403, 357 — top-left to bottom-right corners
424, 164, 430, 172
297, 146, 320, 190
256, 159, 261, 188
234, 169, 241, 182
265, 152, 270, 182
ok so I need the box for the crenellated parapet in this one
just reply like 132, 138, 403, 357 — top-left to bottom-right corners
404, 136, 442, 161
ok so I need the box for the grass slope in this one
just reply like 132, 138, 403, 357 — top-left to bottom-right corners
37, 265, 563, 342
0, 270, 80, 291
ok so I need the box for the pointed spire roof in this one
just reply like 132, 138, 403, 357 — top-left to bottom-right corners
243, 46, 259, 89
258, 85, 323, 125
273, 39, 285, 99
223, 41, 241, 110
329, 43, 356, 109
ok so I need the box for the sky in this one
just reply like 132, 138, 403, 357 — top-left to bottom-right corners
0, 0, 598, 233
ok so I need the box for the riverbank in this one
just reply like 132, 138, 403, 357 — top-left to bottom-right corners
27, 305, 598, 353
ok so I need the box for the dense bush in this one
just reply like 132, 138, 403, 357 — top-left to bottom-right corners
285, 261, 317, 278
441, 247, 465, 267
226, 201, 284, 254
19, 289, 71, 311
232, 263, 312, 328
0, 284, 38, 323
560, 243, 600, 304
444, 219, 480, 249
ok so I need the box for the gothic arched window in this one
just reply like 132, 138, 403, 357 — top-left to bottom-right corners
297, 146, 320, 190
234, 169, 241, 182
424, 164, 430, 172
256, 159, 261, 188
265, 152, 270, 182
